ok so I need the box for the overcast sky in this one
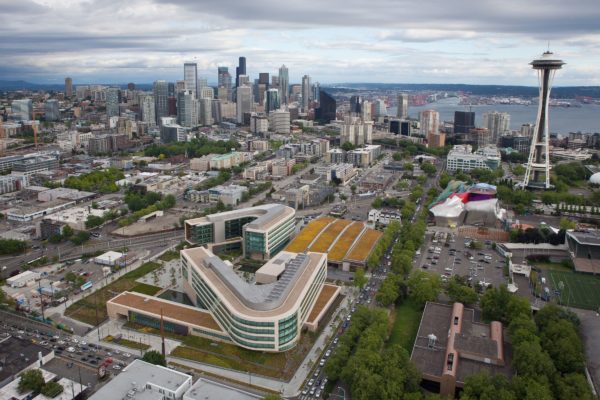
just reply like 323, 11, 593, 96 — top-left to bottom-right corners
1, 0, 600, 86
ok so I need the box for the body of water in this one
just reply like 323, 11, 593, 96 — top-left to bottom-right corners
388, 97, 600, 134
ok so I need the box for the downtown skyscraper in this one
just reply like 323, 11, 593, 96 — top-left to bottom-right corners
184, 62, 198, 97
278, 65, 289, 105
302, 75, 311, 111
397, 93, 409, 119
236, 56, 246, 88
153, 80, 169, 125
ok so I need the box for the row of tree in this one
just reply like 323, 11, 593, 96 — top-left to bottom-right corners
63, 167, 124, 193
0, 238, 28, 255
465, 290, 593, 399
143, 137, 241, 158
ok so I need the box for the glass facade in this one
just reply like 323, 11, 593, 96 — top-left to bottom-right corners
245, 231, 266, 254
129, 311, 189, 335
266, 215, 295, 256
189, 223, 214, 245
224, 217, 256, 240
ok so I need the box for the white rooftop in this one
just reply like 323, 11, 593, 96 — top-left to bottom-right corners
183, 378, 262, 400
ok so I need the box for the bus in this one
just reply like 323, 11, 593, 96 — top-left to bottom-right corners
80, 281, 93, 291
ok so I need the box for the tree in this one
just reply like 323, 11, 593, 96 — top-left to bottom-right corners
407, 270, 441, 307
0, 239, 28, 255
559, 218, 577, 230
61, 225, 74, 238
70, 231, 90, 245
420, 161, 436, 176
479, 285, 530, 324
351, 184, 357, 194
341, 142, 355, 151
540, 319, 585, 374
461, 373, 516, 400
85, 215, 105, 229
447, 276, 478, 305
511, 340, 556, 378
512, 164, 526, 176
142, 350, 166, 366
18, 369, 45, 394
555, 373, 595, 400
354, 267, 368, 290
372, 197, 383, 208
41, 381, 64, 397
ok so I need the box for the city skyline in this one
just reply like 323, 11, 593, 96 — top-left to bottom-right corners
1, 0, 600, 85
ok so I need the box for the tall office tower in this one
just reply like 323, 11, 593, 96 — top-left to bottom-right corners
454, 111, 475, 134
168, 97, 177, 116
374, 99, 387, 117
523, 51, 565, 190
236, 56, 246, 88
312, 82, 320, 104
236, 85, 252, 124
153, 80, 169, 125
176, 80, 186, 93
184, 62, 198, 97
212, 99, 222, 123
218, 67, 232, 101
419, 110, 439, 137
198, 98, 213, 126
45, 99, 60, 121
350, 95, 362, 114
520, 123, 535, 137
11, 99, 33, 121
483, 111, 510, 144
361, 100, 372, 122
200, 87, 214, 100
259, 73, 269, 86
238, 74, 250, 86
106, 87, 120, 117
278, 65, 289, 105
198, 78, 208, 90
257, 73, 270, 105
127, 82, 136, 91
141, 95, 156, 126
272, 75, 280, 89
301, 75, 311, 111
315, 90, 336, 123
65, 77, 73, 98
266, 89, 280, 113
168, 82, 175, 97
177, 89, 198, 128
397, 93, 409, 119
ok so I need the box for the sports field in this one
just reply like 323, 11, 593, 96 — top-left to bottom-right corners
548, 270, 600, 310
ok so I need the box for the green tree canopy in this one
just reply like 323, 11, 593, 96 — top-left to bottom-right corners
18, 369, 45, 394
407, 270, 441, 307
142, 350, 166, 366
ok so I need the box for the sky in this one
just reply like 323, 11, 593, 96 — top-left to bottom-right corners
1, 0, 600, 86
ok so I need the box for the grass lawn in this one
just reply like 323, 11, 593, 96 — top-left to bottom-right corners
65, 261, 161, 326
531, 260, 573, 272
548, 270, 600, 310
159, 250, 180, 262
386, 299, 423, 351
131, 283, 162, 296
103, 336, 150, 350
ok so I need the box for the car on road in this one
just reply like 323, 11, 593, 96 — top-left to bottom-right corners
308, 379, 314, 386
112, 365, 121, 370
315, 389, 322, 397
302, 389, 308, 395
325, 349, 331, 357
67, 347, 75, 353
320, 378, 328, 390
319, 358, 326, 367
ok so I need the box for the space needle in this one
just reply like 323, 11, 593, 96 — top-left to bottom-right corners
522, 51, 565, 189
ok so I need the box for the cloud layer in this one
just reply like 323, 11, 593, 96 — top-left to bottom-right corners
1, 0, 599, 85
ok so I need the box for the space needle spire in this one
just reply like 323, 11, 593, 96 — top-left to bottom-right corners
522, 51, 565, 189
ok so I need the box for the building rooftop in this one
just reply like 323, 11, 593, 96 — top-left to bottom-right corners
0, 336, 53, 384
88, 359, 191, 400
108, 291, 222, 332
183, 378, 262, 400
182, 247, 327, 317
567, 230, 600, 245
186, 204, 294, 233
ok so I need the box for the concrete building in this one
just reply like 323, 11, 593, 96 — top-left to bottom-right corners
340, 116, 373, 146
177, 89, 198, 128
269, 109, 291, 134
302, 75, 311, 111
88, 359, 192, 400
7, 270, 41, 288
411, 302, 511, 397
7, 200, 75, 222
0, 174, 28, 195
446, 145, 501, 172
190, 155, 216, 172
397, 93, 409, 119
368, 208, 402, 226
236, 84, 253, 124
427, 131, 446, 148
153, 80, 169, 125
184, 62, 198, 97
188, 184, 248, 206
198, 97, 213, 126
566, 230, 600, 273
483, 111, 511, 144
250, 113, 269, 134
326, 148, 346, 164
420, 109, 439, 137
105, 87, 120, 117
183, 377, 261, 400
0, 337, 54, 388
279, 64, 289, 105
64, 77, 73, 97
185, 204, 295, 260
209, 152, 244, 170
346, 145, 381, 168
271, 158, 296, 177
315, 163, 357, 184
41, 205, 104, 231
160, 117, 187, 143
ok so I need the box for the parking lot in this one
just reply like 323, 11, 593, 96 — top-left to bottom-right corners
416, 230, 507, 288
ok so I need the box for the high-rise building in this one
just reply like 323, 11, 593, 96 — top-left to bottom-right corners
65, 77, 73, 98
266, 89, 280, 113
106, 87, 120, 117
176, 80, 186, 93
218, 67, 232, 101
141, 95, 156, 126
200, 87, 214, 100
45, 99, 60, 121
199, 98, 213, 126
420, 110, 439, 137
520, 123, 535, 137
523, 51, 565, 189
397, 93, 409, 119
168, 82, 175, 97
301, 75, 311, 111
312, 82, 320, 104
127, 82, 135, 91
315, 90, 336, 123
236, 85, 252, 124
361, 100, 372, 122
483, 111, 510, 144
153, 80, 169, 125
340, 116, 373, 146
212, 99, 222, 123
269, 109, 291, 134
177, 90, 198, 128
374, 99, 387, 117
350, 95, 362, 114
236, 57, 246, 88
259, 73, 269, 86
184, 62, 198, 97
454, 111, 475, 134
278, 65, 289, 105
11, 99, 32, 121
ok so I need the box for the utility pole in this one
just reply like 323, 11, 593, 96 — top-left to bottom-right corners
38, 280, 45, 321
160, 308, 166, 358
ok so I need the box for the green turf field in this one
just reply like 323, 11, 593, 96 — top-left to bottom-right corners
548, 270, 600, 310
